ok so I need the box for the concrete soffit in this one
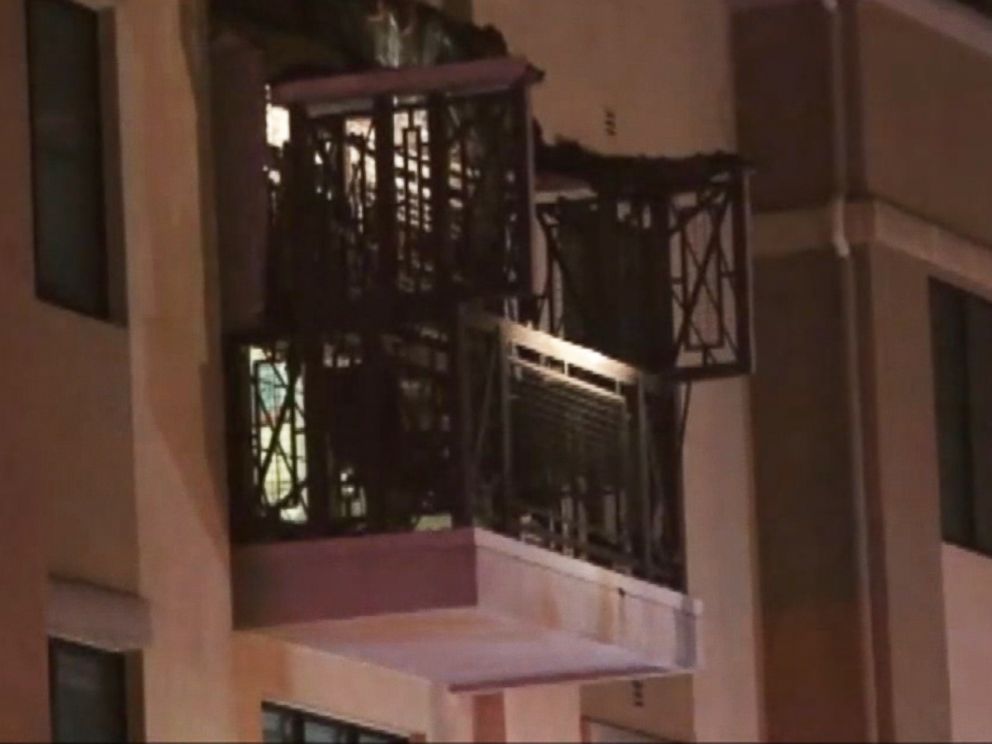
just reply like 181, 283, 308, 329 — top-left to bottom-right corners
731, 0, 992, 61
752, 199, 992, 300
47, 576, 152, 653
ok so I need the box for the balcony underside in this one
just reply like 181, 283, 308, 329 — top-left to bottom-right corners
232, 528, 699, 692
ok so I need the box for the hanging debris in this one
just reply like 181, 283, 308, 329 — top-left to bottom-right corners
211, 0, 508, 81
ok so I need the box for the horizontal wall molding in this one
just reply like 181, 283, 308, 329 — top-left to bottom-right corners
752, 199, 992, 302
732, 0, 992, 61
47, 576, 151, 652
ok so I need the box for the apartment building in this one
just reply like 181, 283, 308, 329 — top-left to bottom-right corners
0, 0, 989, 742
0, 0, 760, 740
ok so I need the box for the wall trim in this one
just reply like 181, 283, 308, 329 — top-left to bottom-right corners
753, 199, 992, 301
47, 576, 151, 652
732, 0, 992, 61
871, 0, 992, 60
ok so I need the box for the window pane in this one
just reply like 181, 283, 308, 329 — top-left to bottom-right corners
263, 707, 296, 743
303, 719, 350, 743
262, 704, 405, 743
27, 0, 109, 317
930, 281, 973, 547
49, 640, 126, 743
966, 295, 992, 554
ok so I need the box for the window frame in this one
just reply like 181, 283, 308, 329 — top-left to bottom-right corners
48, 637, 129, 743
262, 701, 407, 743
930, 277, 992, 558
25, 0, 126, 324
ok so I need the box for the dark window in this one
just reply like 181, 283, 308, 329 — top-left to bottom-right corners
263, 703, 405, 743
26, 0, 116, 319
930, 280, 992, 556
49, 639, 127, 743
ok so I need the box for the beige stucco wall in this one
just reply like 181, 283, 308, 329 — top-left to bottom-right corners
0, 6, 51, 736
0, 0, 138, 598
233, 633, 435, 741
682, 379, 763, 742
0, 0, 139, 738
855, 241, 952, 741
474, 0, 735, 157
750, 245, 874, 743
853, 204, 992, 743
734, 0, 992, 248
854, 1, 992, 246
504, 685, 582, 743
747, 198, 992, 742
232, 633, 588, 742
732, 0, 838, 212
115, 0, 235, 737
943, 545, 992, 742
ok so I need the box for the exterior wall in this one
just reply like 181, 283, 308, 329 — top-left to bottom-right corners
233, 633, 435, 741
0, 0, 138, 595
735, 2, 992, 740
0, 0, 137, 738
746, 226, 959, 743
115, 0, 235, 737
474, 0, 736, 157
681, 379, 763, 742
852, 202, 992, 743
232, 635, 583, 742
732, 0, 838, 211
746, 198, 992, 742
0, 4, 51, 737
943, 545, 992, 742
854, 0, 992, 245
736, 0, 992, 243
503, 685, 582, 743
854, 240, 952, 741
749, 243, 873, 743
582, 677, 695, 743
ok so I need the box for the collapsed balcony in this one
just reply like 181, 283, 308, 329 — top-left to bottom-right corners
211, 26, 750, 685
227, 311, 698, 691
534, 143, 753, 380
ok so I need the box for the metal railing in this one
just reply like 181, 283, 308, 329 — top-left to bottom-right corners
535, 148, 752, 381
266, 64, 536, 332
227, 312, 684, 588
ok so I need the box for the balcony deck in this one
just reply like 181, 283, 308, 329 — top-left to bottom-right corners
232, 527, 699, 692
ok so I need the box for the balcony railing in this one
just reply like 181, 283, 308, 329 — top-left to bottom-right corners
265, 59, 539, 332
227, 311, 684, 588
535, 144, 752, 381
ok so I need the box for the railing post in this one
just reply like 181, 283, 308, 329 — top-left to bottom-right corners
651, 196, 676, 371
227, 341, 254, 542
451, 305, 475, 527
635, 375, 655, 580
428, 95, 453, 292
374, 96, 399, 290
288, 105, 331, 534
516, 82, 537, 308
731, 167, 754, 375
498, 323, 514, 534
